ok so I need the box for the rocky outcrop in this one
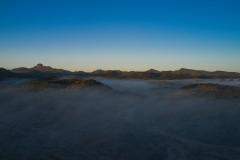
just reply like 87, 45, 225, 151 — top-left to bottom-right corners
35, 63, 44, 69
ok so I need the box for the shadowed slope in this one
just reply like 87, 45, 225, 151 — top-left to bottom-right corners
181, 83, 240, 99
18, 77, 111, 90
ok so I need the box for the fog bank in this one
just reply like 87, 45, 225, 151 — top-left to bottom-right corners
0, 78, 240, 159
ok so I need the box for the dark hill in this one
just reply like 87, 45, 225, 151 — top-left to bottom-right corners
121, 71, 160, 79
90, 68, 240, 79
73, 71, 90, 76
92, 69, 105, 75
0, 68, 21, 79
98, 71, 188, 80
12, 67, 30, 73
212, 71, 240, 78
18, 77, 111, 90
173, 68, 208, 76
181, 83, 240, 99
0, 67, 60, 79
92, 69, 123, 76
0, 68, 14, 75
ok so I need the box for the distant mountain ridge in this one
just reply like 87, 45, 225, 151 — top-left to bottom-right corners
172, 68, 240, 78
0, 67, 43, 79
1, 64, 240, 79
91, 68, 240, 79
12, 63, 71, 73
92, 69, 124, 76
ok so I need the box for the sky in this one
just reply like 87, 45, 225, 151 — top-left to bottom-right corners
0, 0, 240, 72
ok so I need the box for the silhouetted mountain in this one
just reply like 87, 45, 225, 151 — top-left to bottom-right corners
0, 68, 15, 80
92, 69, 105, 75
12, 67, 31, 73
12, 63, 71, 74
88, 68, 240, 79
0, 67, 45, 79
2, 64, 240, 80
173, 68, 208, 76
0, 68, 24, 79
92, 70, 188, 79
212, 71, 240, 78
121, 71, 160, 79
173, 68, 240, 78
0, 68, 14, 75
92, 69, 123, 76
145, 69, 160, 73
72, 71, 91, 77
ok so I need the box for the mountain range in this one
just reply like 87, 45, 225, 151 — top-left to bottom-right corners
1, 63, 240, 79
12, 63, 70, 73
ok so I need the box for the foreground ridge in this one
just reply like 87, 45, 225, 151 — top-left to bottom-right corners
18, 77, 109, 90
181, 83, 240, 99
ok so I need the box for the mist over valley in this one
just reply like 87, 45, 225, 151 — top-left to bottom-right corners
0, 75, 240, 159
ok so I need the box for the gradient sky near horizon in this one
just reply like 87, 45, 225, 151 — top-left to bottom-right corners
0, 0, 240, 72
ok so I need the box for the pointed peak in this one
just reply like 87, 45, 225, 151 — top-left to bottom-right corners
36, 63, 43, 68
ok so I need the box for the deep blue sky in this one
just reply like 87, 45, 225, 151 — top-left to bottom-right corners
1, 0, 240, 72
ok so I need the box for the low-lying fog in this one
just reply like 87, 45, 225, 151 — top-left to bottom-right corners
0, 78, 240, 160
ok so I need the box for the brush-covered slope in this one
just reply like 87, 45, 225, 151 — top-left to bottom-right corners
181, 83, 240, 99
18, 77, 111, 90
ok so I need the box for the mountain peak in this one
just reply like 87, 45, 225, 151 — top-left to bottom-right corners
36, 63, 44, 68
92, 69, 105, 74
145, 69, 160, 73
